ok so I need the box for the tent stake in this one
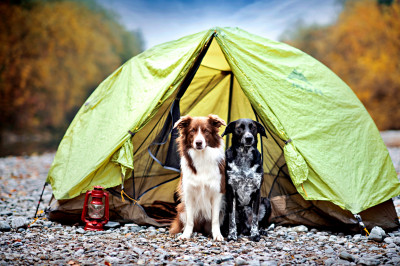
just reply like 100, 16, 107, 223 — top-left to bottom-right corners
355, 214, 370, 236
34, 182, 48, 218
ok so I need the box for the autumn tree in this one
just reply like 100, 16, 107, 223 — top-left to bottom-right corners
0, 0, 143, 141
281, 0, 400, 130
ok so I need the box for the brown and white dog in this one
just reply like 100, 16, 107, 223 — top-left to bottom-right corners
169, 114, 226, 241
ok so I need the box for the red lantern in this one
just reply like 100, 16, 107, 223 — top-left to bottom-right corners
81, 186, 109, 231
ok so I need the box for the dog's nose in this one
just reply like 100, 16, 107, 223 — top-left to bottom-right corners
195, 140, 203, 147
245, 136, 253, 144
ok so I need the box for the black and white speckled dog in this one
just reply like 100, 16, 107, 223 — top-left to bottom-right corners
222, 118, 268, 242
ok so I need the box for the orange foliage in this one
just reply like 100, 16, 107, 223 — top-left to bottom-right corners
282, 0, 400, 130
0, 1, 143, 135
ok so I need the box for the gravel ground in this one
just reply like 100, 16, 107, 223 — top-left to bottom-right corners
0, 144, 400, 265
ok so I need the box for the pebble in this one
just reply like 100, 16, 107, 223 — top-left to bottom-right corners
11, 217, 29, 229
353, 234, 362, 242
104, 221, 120, 229
0, 146, 399, 265
325, 247, 335, 254
261, 260, 278, 266
392, 257, 400, 264
292, 225, 308, 232
368, 226, 386, 242
235, 256, 247, 265
384, 237, 394, 244
221, 255, 234, 262
75, 249, 84, 257
76, 228, 85, 234
339, 251, 355, 262
358, 257, 381, 266
325, 258, 336, 266
0, 221, 11, 231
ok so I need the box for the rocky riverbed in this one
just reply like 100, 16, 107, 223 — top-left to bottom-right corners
1, 146, 400, 265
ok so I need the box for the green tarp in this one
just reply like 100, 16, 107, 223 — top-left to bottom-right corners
47, 27, 400, 215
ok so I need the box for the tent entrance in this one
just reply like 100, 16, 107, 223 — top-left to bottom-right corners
132, 37, 296, 225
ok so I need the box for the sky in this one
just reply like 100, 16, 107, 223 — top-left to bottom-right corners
99, 0, 343, 50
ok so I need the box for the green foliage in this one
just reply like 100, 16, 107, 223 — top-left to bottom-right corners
0, 0, 144, 137
281, 0, 400, 130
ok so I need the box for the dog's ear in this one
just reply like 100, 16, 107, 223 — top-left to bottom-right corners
174, 115, 192, 130
255, 121, 267, 138
221, 121, 236, 137
208, 114, 226, 128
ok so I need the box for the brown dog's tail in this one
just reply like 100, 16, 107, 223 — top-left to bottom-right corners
169, 203, 184, 235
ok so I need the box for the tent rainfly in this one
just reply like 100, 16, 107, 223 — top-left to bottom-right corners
44, 27, 400, 232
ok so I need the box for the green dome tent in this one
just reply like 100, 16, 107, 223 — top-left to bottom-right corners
45, 27, 400, 232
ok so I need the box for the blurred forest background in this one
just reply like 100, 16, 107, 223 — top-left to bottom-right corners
281, 0, 400, 131
0, 0, 144, 155
0, 0, 399, 155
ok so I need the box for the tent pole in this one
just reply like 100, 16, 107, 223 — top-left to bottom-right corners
252, 107, 264, 165
128, 131, 136, 200
131, 168, 135, 199
138, 33, 216, 200
226, 72, 234, 148
147, 33, 215, 173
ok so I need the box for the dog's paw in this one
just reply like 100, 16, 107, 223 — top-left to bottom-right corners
260, 229, 268, 236
213, 233, 224, 241
178, 233, 191, 240
227, 234, 237, 241
250, 233, 260, 242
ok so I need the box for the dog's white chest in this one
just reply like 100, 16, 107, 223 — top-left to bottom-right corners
227, 162, 262, 206
181, 146, 224, 190
180, 145, 224, 220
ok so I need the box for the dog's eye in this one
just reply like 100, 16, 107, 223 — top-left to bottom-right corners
236, 125, 244, 133
203, 129, 210, 134
190, 128, 196, 133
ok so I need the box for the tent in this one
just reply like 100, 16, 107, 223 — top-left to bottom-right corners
45, 27, 400, 232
